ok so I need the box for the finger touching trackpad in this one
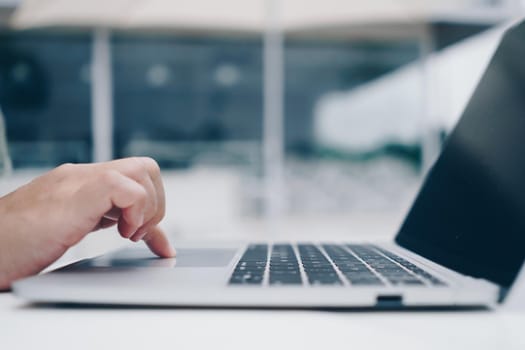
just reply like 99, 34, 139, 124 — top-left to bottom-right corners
71, 248, 238, 269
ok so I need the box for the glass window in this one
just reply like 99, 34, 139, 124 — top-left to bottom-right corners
282, 38, 422, 213
113, 35, 263, 170
0, 30, 92, 168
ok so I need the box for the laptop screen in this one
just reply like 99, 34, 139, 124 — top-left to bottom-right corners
395, 20, 525, 291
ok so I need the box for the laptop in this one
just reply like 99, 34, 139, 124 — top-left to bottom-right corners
12, 20, 525, 308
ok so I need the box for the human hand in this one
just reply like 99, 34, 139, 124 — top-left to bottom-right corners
0, 157, 175, 290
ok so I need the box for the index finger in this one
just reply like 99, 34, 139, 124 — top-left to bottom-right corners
143, 225, 176, 258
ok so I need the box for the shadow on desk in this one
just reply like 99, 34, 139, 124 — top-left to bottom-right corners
19, 302, 491, 313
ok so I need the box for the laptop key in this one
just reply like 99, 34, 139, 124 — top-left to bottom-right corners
229, 244, 268, 285
349, 279, 384, 286
309, 278, 342, 285
269, 244, 303, 285
373, 246, 447, 286
298, 244, 342, 286
323, 244, 385, 286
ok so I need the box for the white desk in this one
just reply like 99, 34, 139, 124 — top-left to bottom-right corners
2, 292, 525, 350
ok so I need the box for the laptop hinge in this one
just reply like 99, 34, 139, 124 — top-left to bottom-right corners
498, 287, 509, 303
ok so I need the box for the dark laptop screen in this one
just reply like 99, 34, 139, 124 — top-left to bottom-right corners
395, 20, 525, 290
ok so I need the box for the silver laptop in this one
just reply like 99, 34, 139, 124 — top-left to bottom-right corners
13, 20, 525, 309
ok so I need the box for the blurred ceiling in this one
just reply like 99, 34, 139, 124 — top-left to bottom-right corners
10, 0, 514, 38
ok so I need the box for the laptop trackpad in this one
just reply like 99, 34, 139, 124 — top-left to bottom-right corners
173, 248, 237, 267
77, 248, 238, 269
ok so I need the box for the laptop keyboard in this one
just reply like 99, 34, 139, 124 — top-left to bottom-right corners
229, 244, 446, 287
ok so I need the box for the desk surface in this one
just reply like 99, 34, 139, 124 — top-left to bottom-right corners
2, 292, 525, 350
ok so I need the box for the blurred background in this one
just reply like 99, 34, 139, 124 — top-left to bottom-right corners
0, 0, 524, 248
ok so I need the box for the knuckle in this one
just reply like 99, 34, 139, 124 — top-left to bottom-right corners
127, 157, 149, 179
145, 203, 164, 226
155, 212, 165, 225
136, 185, 148, 202
151, 204, 166, 225
98, 169, 119, 188
140, 157, 161, 176
55, 162, 75, 175
158, 202, 166, 220
149, 193, 159, 213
